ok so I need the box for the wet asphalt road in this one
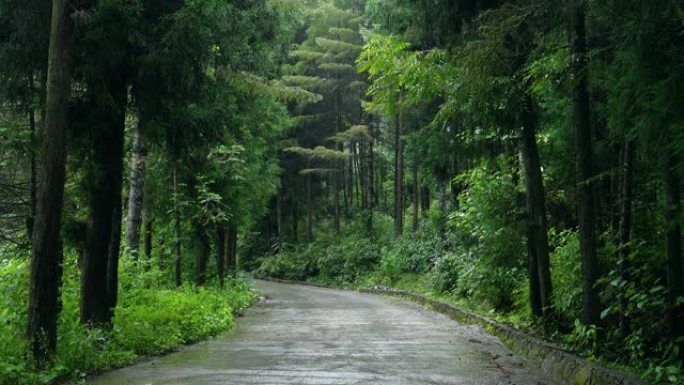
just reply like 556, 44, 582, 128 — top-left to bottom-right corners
88, 280, 555, 385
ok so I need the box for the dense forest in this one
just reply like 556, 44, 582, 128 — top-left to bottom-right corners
0, 0, 683, 384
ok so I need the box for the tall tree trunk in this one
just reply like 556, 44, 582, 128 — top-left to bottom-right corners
216, 227, 226, 287
173, 163, 182, 287
618, 139, 635, 338
226, 223, 237, 277
306, 173, 313, 243
80, 78, 126, 327
334, 171, 340, 234
394, 107, 404, 236
125, 123, 146, 258
664, 153, 683, 341
277, 192, 283, 251
292, 196, 298, 243
520, 95, 553, 321
142, 213, 153, 262
412, 161, 419, 232
28, 0, 73, 365
106, 192, 122, 319
354, 142, 361, 208
359, 140, 367, 211
366, 123, 375, 238
571, 0, 600, 326
420, 186, 430, 217
194, 223, 209, 286
27, 71, 37, 239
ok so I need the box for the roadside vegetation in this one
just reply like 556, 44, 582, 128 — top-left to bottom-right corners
0, 245, 254, 385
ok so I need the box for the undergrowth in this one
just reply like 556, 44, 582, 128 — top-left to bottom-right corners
0, 248, 254, 385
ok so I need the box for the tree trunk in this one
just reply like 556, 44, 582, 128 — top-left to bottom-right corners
216, 227, 226, 287
520, 95, 553, 321
27, 74, 37, 239
106, 192, 122, 319
366, 122, 375, 237
412, 161, 419, 232
28, 0, 73, 365
194, 223, 209, 286
664, 153, 683, 340
173, 163, 182, 287
334, 171, 340, 234
125, 123, 146, 258
277, 192, 283, 250
226, 223, 237, 277
394, 108, 404, 236
142, 213, 153, 262
292, 196, 298, 243
618, 139, 635, 338
307, 173, 313, 243
571, 0, 600, 326
80, 79, 126, 327
420, 186, 430, 217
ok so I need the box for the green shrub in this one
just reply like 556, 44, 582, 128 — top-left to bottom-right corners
548, 228, 582, 322
0, 248, 254, 385
444, 160, 527, 310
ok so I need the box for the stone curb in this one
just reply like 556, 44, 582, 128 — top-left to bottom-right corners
256, 276, 647, 385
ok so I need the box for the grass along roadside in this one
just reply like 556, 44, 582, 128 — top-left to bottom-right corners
0, 255, 255, 385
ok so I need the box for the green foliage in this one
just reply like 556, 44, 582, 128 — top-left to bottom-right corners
441, 161, 526, 310
0, 249, 254, 385
548, 229, 582, 322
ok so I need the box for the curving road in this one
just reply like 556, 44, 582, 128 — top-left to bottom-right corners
88, 280, 556, 385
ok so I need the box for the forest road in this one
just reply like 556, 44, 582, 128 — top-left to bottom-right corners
87, 279, 557, 385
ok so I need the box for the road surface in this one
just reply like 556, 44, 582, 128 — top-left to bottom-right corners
88, 280, 555, 385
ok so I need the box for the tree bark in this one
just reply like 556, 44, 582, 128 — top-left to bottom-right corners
173, 163, 182, 287
80, 79, 126, 327
618, 139, 635, 338
216, 227, 226, 287
27, 72, 37, 239
226, 223, 237, 277
276, 192, 283, 251
520, 95, 553, 321
28, 0, 73, 365
664, 153, 683, 340
306, 173, 313, 243
571, 0, 600, 326
106, 192, 122, 319
292, 195, 298, 243
194, 222, 209, 286
420, 186, 430, 217
412, 161, 419, 232
366, 122, 375, 238
142, 213, 153, 261
125, 122, 146, 258
394, 107, 404, 236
